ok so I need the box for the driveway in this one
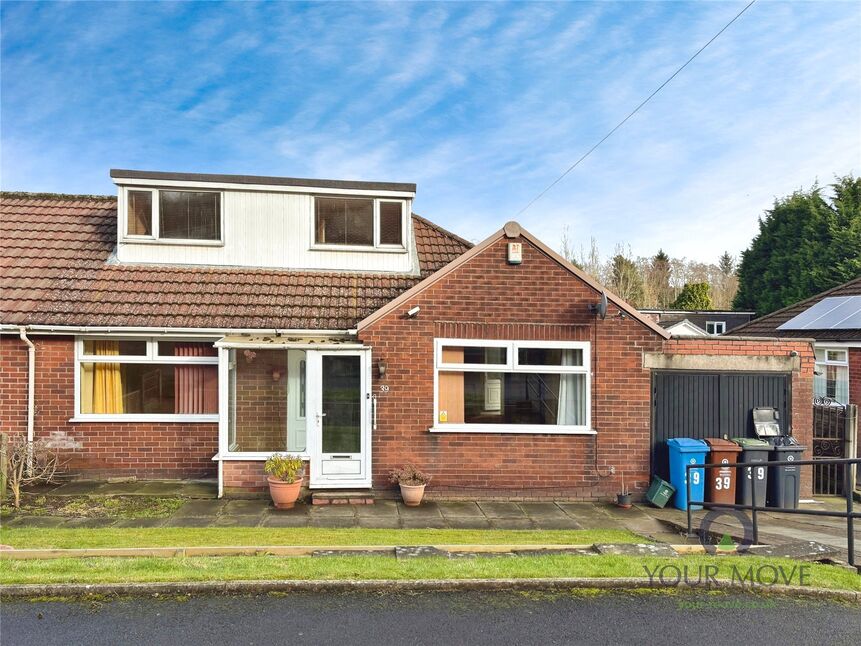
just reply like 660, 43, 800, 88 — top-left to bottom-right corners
3, 591, 859, 646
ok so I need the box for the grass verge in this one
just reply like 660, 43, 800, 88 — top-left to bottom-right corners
1, 554, 858, 592
0, 527, 645, 550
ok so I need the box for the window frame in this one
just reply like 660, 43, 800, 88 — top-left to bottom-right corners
120, 187, 224, 246
73, 336, 219, 422
814, 345, 850, 403
311, 195, 407, 252
705, 321, 726, 335
431, 339, 593, 435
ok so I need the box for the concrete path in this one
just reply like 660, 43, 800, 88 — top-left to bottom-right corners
3, 498, 685, 534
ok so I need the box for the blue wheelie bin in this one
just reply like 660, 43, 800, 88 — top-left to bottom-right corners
667, 438, 710, 511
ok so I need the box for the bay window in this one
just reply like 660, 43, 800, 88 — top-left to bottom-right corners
433, 340, 592, 433
814, 347, 849, 404
76, 338, 218, 420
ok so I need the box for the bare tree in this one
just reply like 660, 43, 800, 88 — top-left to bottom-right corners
5, 436, 63, 509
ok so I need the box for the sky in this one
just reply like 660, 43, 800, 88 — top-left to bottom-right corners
1, 1, 859, 263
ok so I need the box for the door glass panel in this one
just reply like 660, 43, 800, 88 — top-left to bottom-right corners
322, 355, 361, 453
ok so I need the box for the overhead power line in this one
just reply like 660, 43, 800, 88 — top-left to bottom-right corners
515, 0, 757, 218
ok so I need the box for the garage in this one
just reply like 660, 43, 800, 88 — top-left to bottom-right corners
651, 370, 791, 480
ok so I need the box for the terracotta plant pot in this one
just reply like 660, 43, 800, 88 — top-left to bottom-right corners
268, 476, 303, 509
616, 493, 632, 509
399, 483, 426, 507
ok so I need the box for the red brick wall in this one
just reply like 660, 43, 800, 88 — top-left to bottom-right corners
849, 348, 861, 408
233, 349, 289, 452
650, 336, 814, 497
0, 335, 217, 479
360, 236, 665, 500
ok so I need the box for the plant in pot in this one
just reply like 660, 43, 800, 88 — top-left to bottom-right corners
616, 473, 632, 509
264, 453, 305, 509
389, 463, 431, 506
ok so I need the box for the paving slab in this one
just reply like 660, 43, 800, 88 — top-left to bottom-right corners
444, 517, 493, 530
530, 518, 584, 530
5, 516, 68, 528
177, 481, 219, 498
308, 516, 358, 528
172, 500, 227, 517
96, 482, 155, 495
309, 505, 357, 517
47, 481, 108, 496
397, 502, 443, 517
261, 514, 311, 528
137, 482, 187, 496
399, 517, 449, 529
209, 515, 264, 527
478, 502, 526, 518
355, 517, 401, 529
61, 517, 118, 528
518, 503, 570, 519
437, 502, 484, 518
354, 501, 399, 517
223, 500, 270, 516
112, 518, 168, 528
487, 518, 535, 530
163, 516, 220, 528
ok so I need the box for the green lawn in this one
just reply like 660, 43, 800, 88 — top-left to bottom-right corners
1, 554, 858, 592
0, 527, 645, 550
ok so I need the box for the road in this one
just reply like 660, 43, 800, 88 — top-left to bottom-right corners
2, 590, 859, 645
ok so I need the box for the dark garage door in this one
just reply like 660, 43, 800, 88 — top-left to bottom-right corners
651, 371, 791, 480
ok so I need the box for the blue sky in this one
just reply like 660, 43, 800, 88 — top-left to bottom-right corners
2, 1, 859, 262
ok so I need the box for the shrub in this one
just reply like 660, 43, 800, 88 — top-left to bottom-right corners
389, 463, 431, 487
264, 454, 304, 483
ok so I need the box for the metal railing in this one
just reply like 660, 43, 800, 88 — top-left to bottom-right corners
684, 457, 860, 569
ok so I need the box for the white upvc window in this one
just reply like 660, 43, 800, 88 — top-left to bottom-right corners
312, 196, 406, 250
73, 337, 219, 422
814, 346, 849, 404
706, 321, 726, 335
121, 187, 223, 244
432, 339, 593, 434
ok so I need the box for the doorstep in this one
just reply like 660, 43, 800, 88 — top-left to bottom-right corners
311, 491, 375, 505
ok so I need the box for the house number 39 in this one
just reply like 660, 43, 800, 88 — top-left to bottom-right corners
379, 385, 390, 392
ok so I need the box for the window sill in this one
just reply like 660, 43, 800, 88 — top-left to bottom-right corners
310, 244, 407, 254
120, 238, 224, 247
69, 415, 219, 423
428, 425, 596, 435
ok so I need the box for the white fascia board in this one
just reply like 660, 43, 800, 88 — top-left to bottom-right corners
111, 177, 415, 199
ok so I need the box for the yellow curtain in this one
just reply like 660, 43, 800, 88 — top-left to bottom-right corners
92, 341, 124, 414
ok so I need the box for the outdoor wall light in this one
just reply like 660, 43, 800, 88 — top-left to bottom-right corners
789, 350, 799, 357
378, 360, 387, 378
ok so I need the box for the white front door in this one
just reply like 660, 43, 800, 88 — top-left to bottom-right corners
308, 349, 371, 488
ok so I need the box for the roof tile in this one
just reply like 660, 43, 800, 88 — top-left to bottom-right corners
0, 193, 471, 330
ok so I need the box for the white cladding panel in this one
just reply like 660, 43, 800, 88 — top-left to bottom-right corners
116, 190, 418, 273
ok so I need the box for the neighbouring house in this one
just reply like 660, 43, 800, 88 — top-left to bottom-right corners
0, 170, 816, 500
731, 277, 861, 407
639, 309, 756, 337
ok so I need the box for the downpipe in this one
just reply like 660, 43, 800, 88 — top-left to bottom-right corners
18, 327, 36, 474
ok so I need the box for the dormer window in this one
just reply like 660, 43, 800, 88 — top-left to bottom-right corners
314, 196, 405, 249
123, 188, 222, 243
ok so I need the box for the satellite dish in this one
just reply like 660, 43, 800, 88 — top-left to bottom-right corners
597, 292, 608, 320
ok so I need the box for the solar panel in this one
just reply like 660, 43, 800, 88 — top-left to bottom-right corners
778, 295, 861, 330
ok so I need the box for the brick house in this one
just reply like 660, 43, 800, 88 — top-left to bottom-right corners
0, 170, 815, 499
732, 276, 861, 408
